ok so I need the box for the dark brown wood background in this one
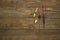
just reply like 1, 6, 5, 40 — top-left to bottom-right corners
0, 0, 60, 40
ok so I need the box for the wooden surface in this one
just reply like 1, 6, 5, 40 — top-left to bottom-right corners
0, 0, 60, 40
